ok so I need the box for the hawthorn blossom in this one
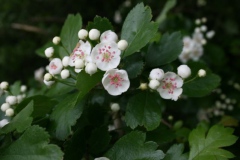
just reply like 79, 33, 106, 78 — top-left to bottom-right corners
91, 41, 121, 71
157, 72, 183, 101
69, 40, 91, 67
102, 69, 130, 96
49, 58, 63, 75
100, 30, 118, 43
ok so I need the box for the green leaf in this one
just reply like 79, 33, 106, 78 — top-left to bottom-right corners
189, 125, 238, 160
125, 91, 162, 131
60, 14, 82, 56
0, 101, 33, 135
156, 0, 177, 24
163, 144, 188, 160
9, 81, 21, 95
0, 126, 63, 160
86, 16, 113, 33
145, 31, 182, 67
121, 3, 158, 58
106, 131, 165, 160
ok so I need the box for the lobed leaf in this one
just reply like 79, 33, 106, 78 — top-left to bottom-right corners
86, 16, 113, 33
163, 144, 188, 160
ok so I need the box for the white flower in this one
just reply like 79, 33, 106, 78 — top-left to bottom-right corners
44, 47, 54, 58
75, 59, 85, 69
44, 80, 55, 86
6, 96, 17, 105
52, 36, 61, 45
44, 73, 53, 81
85, 62, 98, 75
34, 67, 45, 82
200, 25, 207, 32
1, 103, 10, 112
20, 85, 27, 92
149, 68, 164, 81
89, 29, 100, 40
0, 119, 9, 128
148, 79, 160, 90
102, 69, 130, 96
91, 41, 121, 71
198, 69, 206, 77
0, 81, 9, 90
206, 30, 215, 39
49, 58, 63, 75
94, 157, 110, 160
78, 29, 88, 39
157, 72, 183, 101
6, 108, 14, 117
62, 56, 70, 67
61, 69, 70, 79
110, 103, 120, 112
69, 40, 91, 67
117, 40, 128, 51
100, 30, 118, 42
177, 65, 191, 79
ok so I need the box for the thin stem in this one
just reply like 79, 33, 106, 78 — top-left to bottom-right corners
55, 78, 75, 87
161, 119, 172, 128
184, 75, 199, 84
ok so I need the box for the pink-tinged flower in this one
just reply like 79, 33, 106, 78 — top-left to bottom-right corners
91, 42, 121, 71
69, 40, 91, 67
102, 69, 130, 96
49, 58, 63, 75
157, 72, 183, 101
100, 30, 118, 43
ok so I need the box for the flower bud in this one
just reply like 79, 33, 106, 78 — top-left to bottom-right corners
195, 19, 201, 25
75, 59, 85, 69
100, 30, 118, 42
139, 83, 148, 90
17, 95, 24, 103
44, 47, 54, 58
177, 65, 191, 79
94, 157, 110, 160
49, 58, 63, 75
1, 103, 10, 112
43, 80, 55, 86
62, 56, 70, 67
60, 69, 70, 79
110, 103, 120, 112
78, 29, 88, 39
149, 68, 164, 81
44, 73, 53, 81
85, 63, 97, 75
20, 85, 27, 92
52, 36, 61, 45
206, 30, 215, 39
198, 69, 206, 77
0, 81, 9, 90
75, 68, 82, 73
89, 29, 100, 40
6, 96, 17, 105
117, 40, 128, 50
5, 108, 14, 117
0, 119, 9, 128
200, 25, 207, 32
148, 79, 160, 90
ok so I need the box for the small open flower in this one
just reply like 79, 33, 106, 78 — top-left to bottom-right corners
157, 72, 183, 101
91, 41, 121, 71
100, 30, 118, 42
49, 58, 63, 75
102, 69, 130, 96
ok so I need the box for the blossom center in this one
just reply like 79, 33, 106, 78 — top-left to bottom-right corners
109, 73, 123, 88
50, 63, 57, 70
162, 78, 177, 94
97, 45, 116, 63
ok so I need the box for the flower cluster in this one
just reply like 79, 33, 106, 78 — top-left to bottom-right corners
43, 29, 130, 96
179, 17, 215, 63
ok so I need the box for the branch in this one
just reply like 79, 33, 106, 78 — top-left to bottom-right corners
11, 23, 47, 34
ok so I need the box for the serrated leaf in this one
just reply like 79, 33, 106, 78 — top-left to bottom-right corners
86, 16, 113, 33
106, 131, 165, 160
145, 31, 182, 67
0, 101, 33, 135
121, 3, 158, 58
163, 144, 188, 160
60, 14, 82, 56
189, 125, 238, 160
0, 126, 63, 160
125, 91, 162, 131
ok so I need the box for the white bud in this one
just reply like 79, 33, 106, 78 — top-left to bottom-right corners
75, 68, 82, 73
194, 27, 201, 33
6, 96, 17, 105
117, 40, 128, 50
206, 30, 215, 39
0, 119, 9, 128
75, 59, 85, 69
78, 29, 88, 39
5, 108, 14, 117
201, 39, 207, 45
100, 30, 118, 42
60, 69, 70, 79
20, 85, 27, 92
201, 17, 207, 23
148, 79, 160, 90
85, 63, 97, 75
198, 69, 206, 77
43, 80, 55, 86
44, 47, 54, 58
177, 65, 191, 79
139, 83, 148, 90
17, 95, 24, 103
94, 157, 110, 160
1, 103, 10, 112
0, 81, 9, 90
52, 36, 61, 45
110, 103, 120, 112
149, 68, 164, 81
200, 25, 207, 32
44, 73, 53, 81
195, 19, 201, 25
62, 56, 70, 67
89, 29, 100, 40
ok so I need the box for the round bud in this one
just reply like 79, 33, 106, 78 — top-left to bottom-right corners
148, 79, 160, 90
195, 19, 201, 25
139, 83, 148, 90
194, 27, 201, 33
100, 30, 118, 42
201, 17, 207, 23
0, 119, 9, 128
60, 69, 70, 79
94, 157, 110, 160
1, 103, 10, 112
5, 108, 14, 117
75, 68, 82, 73
75, 59, 85, 69
177, 65, 191, 79
206, 30, 215, 39
149, 68, 164, 81
52, 36, 61, 45
43, 80, 55, 86
20, 85, 27, 92
89, 29, 100, 40
200, 25, 207, 32
62, 56, 70, 67
17, 95, 24, 103
44, 73, 53, 81
78, 29, 88, 39
0, 81, 9, 90
110, 103, 120, 112
85, 63, 97, 75
44, 47, 54, 58
198, 69, 206, 77
117, 40, 128, 50
201, 39, 207, 45
6, 96, 17, 105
